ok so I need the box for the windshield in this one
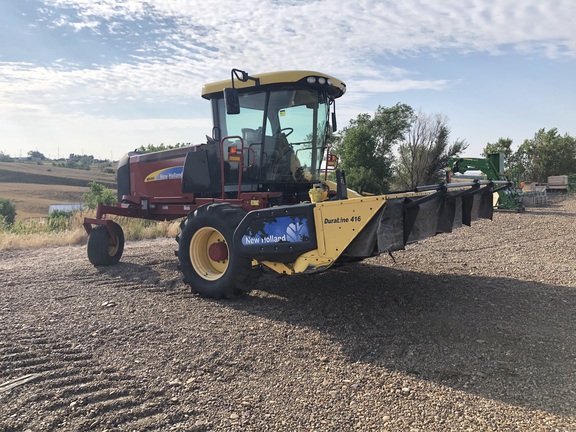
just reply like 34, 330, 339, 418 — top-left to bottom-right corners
216, 88, 330, 184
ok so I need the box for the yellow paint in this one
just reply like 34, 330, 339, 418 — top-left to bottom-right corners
260, 261, 295, 275
259, 188, 452, 275
202, 70, 346, 99
292, 196, 388, 272
228, 154, 242, 163
324, 180, 363, 198
308, 184, 327, 203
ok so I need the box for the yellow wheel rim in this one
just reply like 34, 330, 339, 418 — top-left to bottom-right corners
190, 227, 229, 281
107, 240, 119, 256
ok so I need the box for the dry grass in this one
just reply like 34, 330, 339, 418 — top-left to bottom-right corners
0, 211, 182, 251
0, 161, 116, 220
0, 183, 88, 219
0, 161, 185, 251
119, 217, 182, 241
0, 228, 88, 250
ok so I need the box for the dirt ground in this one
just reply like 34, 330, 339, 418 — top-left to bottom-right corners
0, 162, 115, 187
1, 196, 576, 431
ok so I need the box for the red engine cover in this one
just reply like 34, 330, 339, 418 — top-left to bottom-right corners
129, 147, 197, 201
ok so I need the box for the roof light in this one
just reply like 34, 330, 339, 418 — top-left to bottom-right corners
318, 77, 326, 84
307, 76, 316, 84
327, 79, 333, 85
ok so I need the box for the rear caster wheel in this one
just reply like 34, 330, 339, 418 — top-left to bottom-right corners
87, 222, 124, 266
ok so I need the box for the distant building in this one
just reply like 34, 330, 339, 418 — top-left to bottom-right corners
48, 204, 85, 214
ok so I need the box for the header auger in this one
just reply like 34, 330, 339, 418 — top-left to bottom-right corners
83, 69, 512, 299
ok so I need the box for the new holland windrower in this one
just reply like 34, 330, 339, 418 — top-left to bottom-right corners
84, 69, 510, 298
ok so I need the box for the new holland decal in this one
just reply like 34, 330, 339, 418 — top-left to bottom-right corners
241, 216, 310, 245
145, 166, 183, 182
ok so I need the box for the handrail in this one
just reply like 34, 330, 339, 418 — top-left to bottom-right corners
220, 135, 247, 199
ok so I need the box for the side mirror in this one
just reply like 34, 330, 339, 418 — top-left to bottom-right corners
331, 111, 337, 132
224, 88, 240, 115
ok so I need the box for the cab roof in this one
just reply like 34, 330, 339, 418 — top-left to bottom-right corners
201, 70, 346, 100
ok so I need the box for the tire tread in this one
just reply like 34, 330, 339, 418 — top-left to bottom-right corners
176, 203, 253, 299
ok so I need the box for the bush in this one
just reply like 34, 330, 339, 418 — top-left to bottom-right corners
0, 198, 16, 225
48, 210, 74, 232
0, 152, 13, 162
83, 182, 117, 210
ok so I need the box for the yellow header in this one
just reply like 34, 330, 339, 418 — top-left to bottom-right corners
201, 70, 346, 100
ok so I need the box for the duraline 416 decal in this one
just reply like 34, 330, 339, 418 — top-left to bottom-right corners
145, 166, 183, 182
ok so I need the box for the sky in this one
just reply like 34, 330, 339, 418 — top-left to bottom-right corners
1, 0, 575, 161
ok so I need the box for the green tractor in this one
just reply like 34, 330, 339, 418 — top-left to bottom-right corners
448, 153, 524, 211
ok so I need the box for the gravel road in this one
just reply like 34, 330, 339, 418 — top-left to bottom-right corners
1, 196, 576, 431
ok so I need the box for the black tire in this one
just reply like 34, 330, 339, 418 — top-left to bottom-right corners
87, 223, 125, 266
176, 203, 254, 299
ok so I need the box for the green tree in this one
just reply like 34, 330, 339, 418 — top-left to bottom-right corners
515, 128, 576, 182
136, 143, 190, 153
334, 103, 414, 194
396, 111, 468, 189
0, 198, 16, 225
482, 137, 513, 162
0, 152, 13, 162
27, 150, 46, 160
83, 182, 117, 210
481, 137, 523, 179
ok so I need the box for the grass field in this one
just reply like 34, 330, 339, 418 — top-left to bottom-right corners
0, 161, 116, 220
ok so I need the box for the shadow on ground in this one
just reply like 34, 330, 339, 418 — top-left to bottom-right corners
228, 263, 576, 417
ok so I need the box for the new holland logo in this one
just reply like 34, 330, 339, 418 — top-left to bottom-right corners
145, 166, 183, 182
241, 217, 310, 245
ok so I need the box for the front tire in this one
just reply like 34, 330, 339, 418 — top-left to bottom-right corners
176, 203, 253, 299
87, 222, 125, 266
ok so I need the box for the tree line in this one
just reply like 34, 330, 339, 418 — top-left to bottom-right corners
333, 103, 576, 194
3, 107, 574, 198
482, 129, 576, 183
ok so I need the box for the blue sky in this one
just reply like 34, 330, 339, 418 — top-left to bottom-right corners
1, 0, 575, 161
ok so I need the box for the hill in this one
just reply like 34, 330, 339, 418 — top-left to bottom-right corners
0, 161, 117, 220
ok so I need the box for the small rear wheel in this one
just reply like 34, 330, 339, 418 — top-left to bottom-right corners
176, 203, 253, 299
87, 222, 125, 266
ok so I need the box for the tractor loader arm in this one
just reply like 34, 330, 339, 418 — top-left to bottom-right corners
447, 156, 524, 211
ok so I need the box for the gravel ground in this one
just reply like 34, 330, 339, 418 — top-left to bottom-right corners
1, 196, 576, 431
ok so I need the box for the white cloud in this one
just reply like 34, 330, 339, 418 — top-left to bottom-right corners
37, 0, 576, 67
21, 1, 576, 80
353, 78, 451, 93
2, 0, 575, 157
1, 107, 211, 159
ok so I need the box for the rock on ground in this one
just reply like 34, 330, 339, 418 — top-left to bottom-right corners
1, 196, 576, 431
